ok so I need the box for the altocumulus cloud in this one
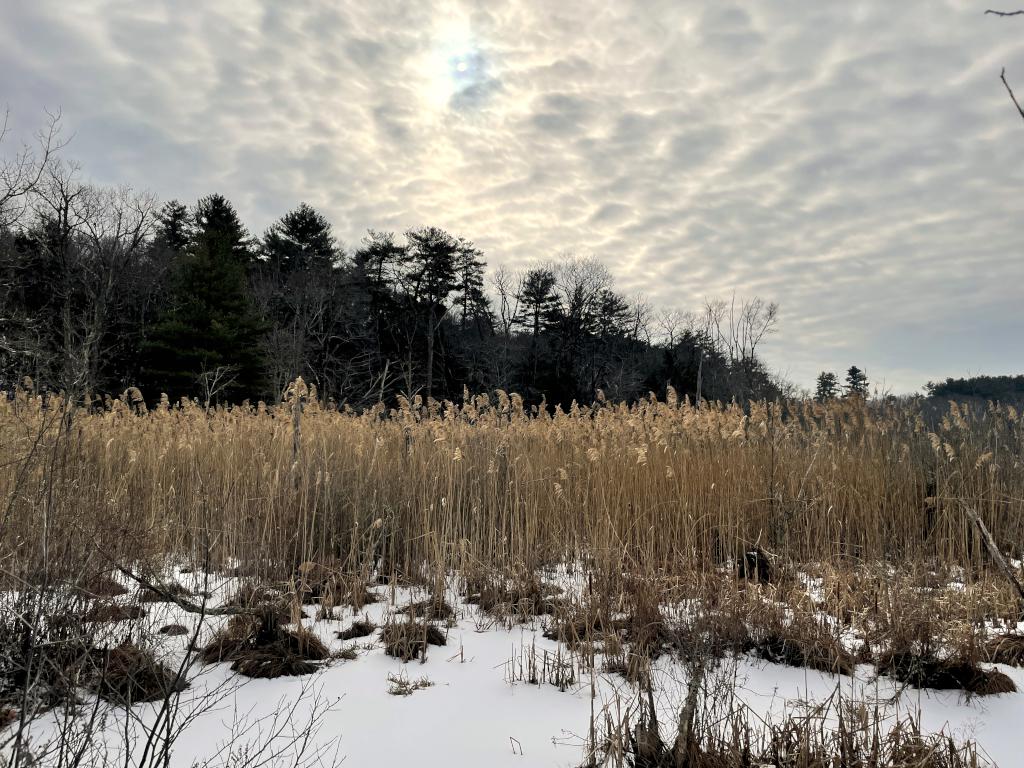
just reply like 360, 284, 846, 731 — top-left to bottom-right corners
1, 0, 1023, 392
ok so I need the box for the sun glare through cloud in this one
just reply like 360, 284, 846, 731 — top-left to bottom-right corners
422, 13, 489, 111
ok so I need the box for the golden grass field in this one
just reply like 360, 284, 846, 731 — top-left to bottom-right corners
3, 385, 1021, 582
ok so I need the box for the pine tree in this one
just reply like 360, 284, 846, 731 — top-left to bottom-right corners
517, 268, 559, 340
192, 194, 253, 264
403, 227, 458, 399
594, 288, 630, 339
262, 203, 337, 272
815, 371, 839, 401
142, 195, 265, 402
844, 366, 869, 398
453, 238, 490, 332
155, 200, 192, 252
516, 267, 560, 383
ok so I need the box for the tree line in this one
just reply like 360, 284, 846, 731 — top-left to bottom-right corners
0, 121, 787, 408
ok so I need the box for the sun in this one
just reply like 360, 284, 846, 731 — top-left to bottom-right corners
423, 14, 483, 108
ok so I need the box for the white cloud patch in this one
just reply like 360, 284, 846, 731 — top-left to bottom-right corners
2, 0, 1023, 392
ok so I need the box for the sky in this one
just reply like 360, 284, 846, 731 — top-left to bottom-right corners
1, 0, 1022, 394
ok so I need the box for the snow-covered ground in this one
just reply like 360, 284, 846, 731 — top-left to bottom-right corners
15, 568, 1024, 767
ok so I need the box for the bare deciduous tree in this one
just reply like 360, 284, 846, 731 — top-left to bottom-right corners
0, 108, 66, 229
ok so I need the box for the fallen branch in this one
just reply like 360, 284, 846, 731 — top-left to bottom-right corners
963, 503, 1024, 616
111, 562, 259, 617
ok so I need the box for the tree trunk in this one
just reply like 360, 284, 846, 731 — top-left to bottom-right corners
425, 305, 435, 401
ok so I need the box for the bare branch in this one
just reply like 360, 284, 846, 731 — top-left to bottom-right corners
1000, 67, 1024, 123
111, 561, 260, 617
0, 108, 67, 227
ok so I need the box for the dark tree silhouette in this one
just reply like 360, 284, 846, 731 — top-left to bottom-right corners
815, 371, 839, 401
844, 366, 869, 399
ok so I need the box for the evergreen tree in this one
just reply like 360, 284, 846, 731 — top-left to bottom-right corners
453, 238, 490, 332
155, 200, 192, 252
142, 195, 264, 402
594, 288, 630, 339
403, 227, 458, 399
192, 194, 253, 264
262, 203, 337, 272
352, 229, 406, 364
517, 268, 559, 340
815, 371, 839, 401
844, 366, 869, 398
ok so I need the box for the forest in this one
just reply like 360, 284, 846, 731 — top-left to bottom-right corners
0, 159, 782, 409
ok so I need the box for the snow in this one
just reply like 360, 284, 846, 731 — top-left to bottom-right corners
12, 569, 1024, 767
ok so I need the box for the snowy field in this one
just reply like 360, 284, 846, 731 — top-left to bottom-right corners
11, 566, 1024, 768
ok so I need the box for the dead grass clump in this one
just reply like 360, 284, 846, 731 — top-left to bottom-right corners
985, 632, 1024, 666
614, 695, 987, 768
200, 615, 329, 679
398, 597, 455, 621
83, 603, 147, 623
337, 618, 376, 641
294, 562, 379, 609
222, 583, 297, 626
616, 604, 683, 660
89, 644, 187, 704
465, 572, 562, 619
505, 642, 577, 690
387, 672, 433, 696
74, 573, 128, 599
751, 630, 855, 676
543, 611, 605, 647
877, 651, 1016, 695
223, 582, 283, 609
603, 650, 649, 685
230, 649, 317, 679
380, 620, 446, 662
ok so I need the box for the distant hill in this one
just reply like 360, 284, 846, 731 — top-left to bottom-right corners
925, 374, 1024, 403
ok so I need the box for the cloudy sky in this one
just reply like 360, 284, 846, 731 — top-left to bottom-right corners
2, 1, 1022, 393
